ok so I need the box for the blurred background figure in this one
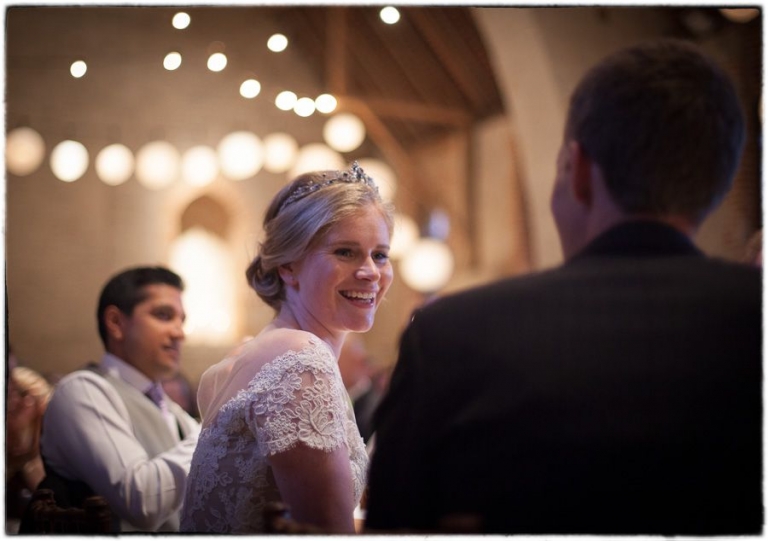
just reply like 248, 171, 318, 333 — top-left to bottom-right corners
6, 362, 53, 533
338, 335, 386, 444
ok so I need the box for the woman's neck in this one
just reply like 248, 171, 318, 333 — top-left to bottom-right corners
270, 307, 346, 358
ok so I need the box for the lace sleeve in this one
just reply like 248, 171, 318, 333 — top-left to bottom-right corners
245, 338, 349, 457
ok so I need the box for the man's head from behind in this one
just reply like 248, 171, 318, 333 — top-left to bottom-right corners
97, 266, 186, 381
553, 39, 745, 257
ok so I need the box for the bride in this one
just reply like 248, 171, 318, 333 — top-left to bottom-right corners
180, 163, 394, 533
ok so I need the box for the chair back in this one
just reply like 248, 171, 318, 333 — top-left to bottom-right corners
25, 488, 113, 534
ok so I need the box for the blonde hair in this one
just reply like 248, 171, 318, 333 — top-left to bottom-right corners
246, 169, 394, 310
11, 366, 53, 407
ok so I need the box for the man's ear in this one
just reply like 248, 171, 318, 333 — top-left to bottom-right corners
103, 305, 126, 342
278, 264, 297, 286
569, 140, 594, 207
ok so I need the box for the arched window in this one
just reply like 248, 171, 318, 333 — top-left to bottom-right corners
169, 195, 237, 345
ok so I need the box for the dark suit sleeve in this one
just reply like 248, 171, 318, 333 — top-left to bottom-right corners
365, 313, 433, 531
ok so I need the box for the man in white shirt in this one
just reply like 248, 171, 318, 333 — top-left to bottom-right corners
38, 266, 201, 532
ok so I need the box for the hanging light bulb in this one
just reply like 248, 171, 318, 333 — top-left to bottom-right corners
288, 143, 345, 179
50, 140, 89, 182
267, 33, 288, 52
356, 158, 396, 201
323, 113, 366, 152
400, 238, 455, 293
263, 133, 298, 173
172, 12, 191, 29
240, 79, 261, 99
217, 131, 264, 181
135, 141, 180, 190
182, 145, 219, 187
70, 60, 87, 78
389, 213, 419, 260
6, 127, 46, 176
275, 90, 298, 111
95, 143, 134, 186
315, 94, 338, 114
163, 52, 182, 71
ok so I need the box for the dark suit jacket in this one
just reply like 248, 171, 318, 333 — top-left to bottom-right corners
366, 221, 762, 535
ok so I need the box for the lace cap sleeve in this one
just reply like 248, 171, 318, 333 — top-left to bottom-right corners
245, 337, 348, 456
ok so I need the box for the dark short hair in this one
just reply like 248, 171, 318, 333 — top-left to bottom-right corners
566, 39, 745, 223
96, 266, 184, 348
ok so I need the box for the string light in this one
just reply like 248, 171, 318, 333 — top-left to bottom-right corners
267, 34, 288, 52
50, 140, 89, 182
240, 79, 261, 99
275, 90, 297, 111
380, 7, 400, 24
315, 94, 337, 114
163, 52, 182, 71
95, 143, 134, 186
207, 52, 227, 72
172, 12, 190, 29
70, 60, 87, 78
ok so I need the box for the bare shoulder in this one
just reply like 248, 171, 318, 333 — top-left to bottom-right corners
246, 328, 328, 361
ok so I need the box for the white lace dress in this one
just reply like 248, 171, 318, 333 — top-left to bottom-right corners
180, 336, 368, 533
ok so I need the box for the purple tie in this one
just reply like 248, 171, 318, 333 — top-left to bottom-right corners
146, 383, 179, 439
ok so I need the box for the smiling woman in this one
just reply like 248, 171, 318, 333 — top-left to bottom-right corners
180, 162, 393, 534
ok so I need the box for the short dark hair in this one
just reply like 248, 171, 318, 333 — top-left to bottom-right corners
566, 39, 745, 223
96, 266, 184, 348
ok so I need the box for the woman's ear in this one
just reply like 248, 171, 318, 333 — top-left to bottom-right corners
103, 305, 125, 342
278, 264, 297, 286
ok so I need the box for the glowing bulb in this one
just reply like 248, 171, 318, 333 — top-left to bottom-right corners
135, 141, 180, 190
356, 158, 396, 201
163, 52, 182, 70
294, 97, 316, 117
207, 53, 227, 72
182, 145, 219, 187
95, 144, 134, 186
275, 90, 297, 111
217, 131, 264, 181
6, 127, 46, 176
267, 34, 288, 52
380, 7, 401, 24
263, 133, 298, 173
324, 113, 366, 152
70, 60, 87, 78
389, 213, 419, 259
289, 144, 345, 179
50, 140, 89, 182
172, 12, 190, 29
315, 94, 338, 114
400, 238, 455, 293
240, 79, 261, 99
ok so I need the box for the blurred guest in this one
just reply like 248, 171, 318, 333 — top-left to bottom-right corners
337, 334, 381, 443
366, 39, 760, 535
35, 266, 201, 532
181, 163, 393, 533
6, 365, 52, 532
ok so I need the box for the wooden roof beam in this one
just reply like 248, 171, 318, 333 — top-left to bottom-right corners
361, 97, 472, 127
408, 9, 486, 111
326, 8, 347, 95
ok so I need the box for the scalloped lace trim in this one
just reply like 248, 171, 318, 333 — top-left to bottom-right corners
180, 337, 367, 533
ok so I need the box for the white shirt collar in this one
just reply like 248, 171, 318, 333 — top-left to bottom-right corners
100, 352, 156, 395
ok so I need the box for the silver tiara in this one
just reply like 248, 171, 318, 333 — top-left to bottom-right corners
278, 161, 378, 213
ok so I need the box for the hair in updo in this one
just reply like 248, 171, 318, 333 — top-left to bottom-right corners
246, 169, 394, 311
